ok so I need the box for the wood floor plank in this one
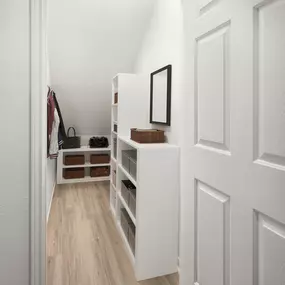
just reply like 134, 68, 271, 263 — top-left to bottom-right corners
47, 182, 179, 285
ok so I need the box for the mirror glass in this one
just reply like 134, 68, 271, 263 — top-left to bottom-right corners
152, 70, 168, 123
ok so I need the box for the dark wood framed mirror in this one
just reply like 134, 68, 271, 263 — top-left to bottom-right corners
150, 65, 172, 126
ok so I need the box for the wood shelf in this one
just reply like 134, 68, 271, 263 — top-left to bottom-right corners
118, 164, 137, 187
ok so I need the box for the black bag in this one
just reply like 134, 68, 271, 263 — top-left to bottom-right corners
62, 127, 81, 149
89, 136, 109, 148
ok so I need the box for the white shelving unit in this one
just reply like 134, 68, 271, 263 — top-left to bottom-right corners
110, 73, 149, 216
109, 73, 179, 281
57, 145, 111, 184
116, 136, 179, 280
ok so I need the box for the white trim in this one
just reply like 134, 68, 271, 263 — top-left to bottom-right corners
47, 182, 56, 223
30, 0, 47, 284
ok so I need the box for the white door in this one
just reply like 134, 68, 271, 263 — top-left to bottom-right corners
180, 0, 285, 284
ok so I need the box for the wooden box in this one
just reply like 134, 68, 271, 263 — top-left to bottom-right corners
64, 155, 85, 166
90, 166, 110, 177
90, 154, 110, 164
63, 168, 85, 179
131, 128, 165, 144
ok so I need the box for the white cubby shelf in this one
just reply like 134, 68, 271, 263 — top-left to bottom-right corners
109, 73, 179, 282
57, 143, 111, 184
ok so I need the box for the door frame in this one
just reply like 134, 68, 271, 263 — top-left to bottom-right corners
30, 0, 47, 284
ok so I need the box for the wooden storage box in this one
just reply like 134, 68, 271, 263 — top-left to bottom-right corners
64, 155, 85, 165
131, 128, 165, 144
90, 166, 110, 177
63, 168, 85, 179
90, 154, 110, 164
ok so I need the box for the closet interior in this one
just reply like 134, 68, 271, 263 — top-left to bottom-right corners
46, 3, 179, 285
47, 72, 179, 283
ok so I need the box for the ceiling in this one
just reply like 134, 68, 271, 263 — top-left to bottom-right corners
47, 0, 156, 135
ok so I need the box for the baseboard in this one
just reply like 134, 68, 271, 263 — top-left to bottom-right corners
47, 182, 56, 223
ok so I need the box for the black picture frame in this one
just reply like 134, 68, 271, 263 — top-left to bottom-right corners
150, 65, 172, 126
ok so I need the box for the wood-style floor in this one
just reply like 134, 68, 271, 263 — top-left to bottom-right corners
47, 182, 179, 285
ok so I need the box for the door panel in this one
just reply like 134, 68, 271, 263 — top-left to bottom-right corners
195, 22, 230, 152
181, 0, 285, 284
254, 0, 285, 168
195, 181, 230, 285
255, 213, 285, 285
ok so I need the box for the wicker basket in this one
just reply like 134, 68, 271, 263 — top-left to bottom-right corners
63, 168, 85, 179
90, 166, 110, 177
64, 155, 85, 166
90, 154, 110, 164
131, 128, 165, 143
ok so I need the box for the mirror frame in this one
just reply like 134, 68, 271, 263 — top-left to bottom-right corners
150, 64, 172, 126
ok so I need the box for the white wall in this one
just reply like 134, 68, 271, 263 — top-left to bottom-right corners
0, 1, 30, 284
134, 0, 184, 145
47, 0, 156, 136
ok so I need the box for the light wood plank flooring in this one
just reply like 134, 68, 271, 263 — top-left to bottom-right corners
47, 182, 179, 285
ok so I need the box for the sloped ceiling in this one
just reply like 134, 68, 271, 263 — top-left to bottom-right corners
48, 0, 156, 135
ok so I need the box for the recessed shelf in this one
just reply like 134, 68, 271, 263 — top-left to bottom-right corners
112, 131, 118, 136
117, 223, 135, 265
111, 156, 117, 163
112, 103, 118, 107
118, 164, 137, 187
118, 193, 136, 226
113, 121, 118, 124
63, 162, 110, 169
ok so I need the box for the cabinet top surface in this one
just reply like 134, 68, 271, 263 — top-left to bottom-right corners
118, 136, 179, 150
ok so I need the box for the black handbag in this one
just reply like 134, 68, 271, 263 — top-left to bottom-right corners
89, 136, 109, 148
62, 127, 81, 149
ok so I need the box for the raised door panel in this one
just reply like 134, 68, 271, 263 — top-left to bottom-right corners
195, 23, 230, 153
255, 213, 285, 285
195, 181, 230, 285
254, 0, 285, 168
199, 0, 218, 14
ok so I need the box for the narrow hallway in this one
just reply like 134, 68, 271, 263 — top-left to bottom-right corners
47, 182, 178, 285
